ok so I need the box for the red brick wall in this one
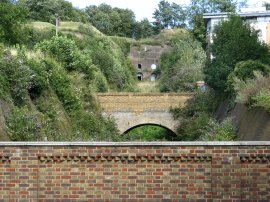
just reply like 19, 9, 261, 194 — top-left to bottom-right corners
0, 142, 270, 201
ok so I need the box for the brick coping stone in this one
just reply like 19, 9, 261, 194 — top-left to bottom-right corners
0, 141, 269, 146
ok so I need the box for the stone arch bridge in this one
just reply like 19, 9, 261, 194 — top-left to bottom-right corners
97, 93, 192, 134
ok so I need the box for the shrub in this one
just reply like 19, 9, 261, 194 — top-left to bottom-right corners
199, 118, 237, 141
36, 36, 78, 71
6, 106, 41, 141
227, 60, 270, 93
36, 36, 96, 80
0, 52, 32, 105
253, 91, 270, 113
233, 71, 269, 105
176, 112, 211, 140
41, 57, 81, 112
27, 59, 49, 99
92, 70, 109, 92
159, 36, 206, 92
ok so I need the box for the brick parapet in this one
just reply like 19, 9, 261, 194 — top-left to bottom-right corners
97, 93, 192, 113
0, 142, 270, 201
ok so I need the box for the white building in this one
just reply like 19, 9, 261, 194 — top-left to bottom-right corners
203, 7, 270, 44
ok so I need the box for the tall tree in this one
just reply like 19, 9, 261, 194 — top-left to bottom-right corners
153, 0, 186, 29
18, 0, 87, 23
203, 15, 270, 92
133, 18, 155, 39
0, 1, 28, 44
85, 4, 136, 37
187, 0, 247, 47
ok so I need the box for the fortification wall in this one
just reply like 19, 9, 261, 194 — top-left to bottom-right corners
0, 142, 270, 201
129, 45, 171, 81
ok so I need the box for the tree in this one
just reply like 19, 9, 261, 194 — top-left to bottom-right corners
133, 18, 155, 39
0, 2, 28, 45
153, 0, 186, 29
159, 33, 206, 92
85, 4, 136, 37
18, 0, 87, 23
187, 0, 246, 47
204, 15, 270, 93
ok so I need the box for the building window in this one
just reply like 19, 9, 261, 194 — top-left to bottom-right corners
138, 64, 142, 69
137, 73, 143, 81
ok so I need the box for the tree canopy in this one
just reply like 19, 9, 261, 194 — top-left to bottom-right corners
85, 4, 136, 38
0, 1, 28, 45
18, 0, 88, 23
153, 0, 247, 46
204, 15, 270, 93
153, 0, 186, 29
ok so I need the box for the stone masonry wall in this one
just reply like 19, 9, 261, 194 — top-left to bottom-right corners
97, 93, 192, 113
0, 142, 270, 201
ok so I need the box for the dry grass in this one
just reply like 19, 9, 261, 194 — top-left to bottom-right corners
137, 81, 160, 93
30, 21, 55, 30
234, 71, 270, 104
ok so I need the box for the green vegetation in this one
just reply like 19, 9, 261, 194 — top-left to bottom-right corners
153, 0, 246, 47
1, 0, 268, 141
233, 72, 270, 113
171, 90, 237, 141
85, 4, 156, 39
0, 1, 138, 141
204, 15, 270, 93
0, 1, 28, 45
159, 30, 206, 92
18, 0, 88, 23
124, 125, 176, 141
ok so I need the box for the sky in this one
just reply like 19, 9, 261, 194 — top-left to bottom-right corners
66, 0, 270, 21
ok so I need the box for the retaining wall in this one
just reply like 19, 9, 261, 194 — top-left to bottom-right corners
0, 142, 270, 201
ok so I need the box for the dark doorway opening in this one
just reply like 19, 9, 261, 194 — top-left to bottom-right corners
138, 64, 142, 69
137, 72, 143, 81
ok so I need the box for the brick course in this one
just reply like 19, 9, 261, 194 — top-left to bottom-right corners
0, 142, 269, 201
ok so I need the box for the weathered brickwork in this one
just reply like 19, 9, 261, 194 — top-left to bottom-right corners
97, 93, 192, 133
97, 93, 191, 113
0, 142, 270, 201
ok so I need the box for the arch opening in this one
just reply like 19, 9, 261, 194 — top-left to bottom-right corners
137, 72, 143, 81
123, 124, 177, 141
150, 73, 157, 81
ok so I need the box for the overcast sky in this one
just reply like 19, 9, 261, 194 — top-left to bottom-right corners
66, 0, 270, 21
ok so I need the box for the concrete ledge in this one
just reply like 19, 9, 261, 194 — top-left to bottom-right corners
0, 141, 270, 146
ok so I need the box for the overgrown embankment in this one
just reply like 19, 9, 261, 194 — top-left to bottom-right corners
0, 21, 138, 141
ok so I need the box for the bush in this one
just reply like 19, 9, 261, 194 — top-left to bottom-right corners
159, 35, 206, 92
233, 71, 269, 105
27, 59, 49, 99
41, 57, 81, 112
253, 91, 270, 113
0, 52, 32, 105
233, 71, 270, 113
36, 36, 78, 71
171, 89, 228, 140
199, 118, 237, 141
92, 70, 109, 92
176, 112, 211, 140
84, 35, 136, 91
227, 60, 270, 93
36, 36, 96, 80
6, 106, 41, 141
